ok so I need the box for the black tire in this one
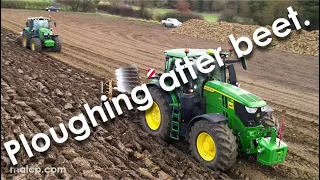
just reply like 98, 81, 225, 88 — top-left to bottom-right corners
30, 38, 42, 52
21, 31, 28, 48
189, 120, 238, 171
139, 86, 172, 141
52, 36, 62, 52
262, 111, 281, 137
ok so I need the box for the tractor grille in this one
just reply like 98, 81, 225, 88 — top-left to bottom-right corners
44, 35, 51, 39
234, 101, 266, 127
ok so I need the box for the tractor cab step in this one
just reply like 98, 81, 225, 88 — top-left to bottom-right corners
169, 103, 181, 140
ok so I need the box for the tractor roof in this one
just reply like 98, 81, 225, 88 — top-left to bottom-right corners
165, 49, 207, 58
28, 17, 51, 21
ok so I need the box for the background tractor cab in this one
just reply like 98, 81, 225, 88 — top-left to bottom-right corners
21, 17, 61, 52
141, 48, 287, 171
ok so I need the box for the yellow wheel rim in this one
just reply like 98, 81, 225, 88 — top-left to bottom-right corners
145, 102, 161, 130
197, 132, 216, 161
23, 37, 27, 47
31, 42, 35, 51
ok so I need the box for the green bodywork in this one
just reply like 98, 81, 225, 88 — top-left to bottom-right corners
204, 80, 266, 107
39, 28, 55, 47
203, 80, 287, 164
23, 17, 56, 48
151, 48, 287, 166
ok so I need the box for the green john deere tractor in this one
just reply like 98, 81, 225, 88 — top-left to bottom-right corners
21, 17, 61, 52
140, 48, 288, 171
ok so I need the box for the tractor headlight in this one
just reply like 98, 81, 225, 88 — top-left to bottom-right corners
261, 106, 267, 112
245, 106, 258, 113
44, 33, 48, 36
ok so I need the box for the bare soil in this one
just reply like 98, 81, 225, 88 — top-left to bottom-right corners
1, 9, 319, 179
1, 28, 229, 180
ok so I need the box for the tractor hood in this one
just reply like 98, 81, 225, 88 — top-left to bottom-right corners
204, 80, 266, 108
39, 28, 52, 35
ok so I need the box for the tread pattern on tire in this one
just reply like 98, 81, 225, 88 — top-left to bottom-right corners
262, 111, 280, 137
30, 38, 42, 52
140, 86, 172, 141
21, 31, 28, 48
189, 120, 238, 171
52, 36, 62, 52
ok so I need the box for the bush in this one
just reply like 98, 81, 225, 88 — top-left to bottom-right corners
218, 9, 236, 22
1, 1, 54, 10
97, 4, 153, 20
156, 12, 203, 22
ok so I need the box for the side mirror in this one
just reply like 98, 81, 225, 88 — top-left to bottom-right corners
240, 56, 247, 70
54, 22, 57, 27
228, 64, 238, 86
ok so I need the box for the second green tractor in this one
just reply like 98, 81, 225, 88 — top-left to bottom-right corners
21, 16, 61, 52
140, 48, 288, 171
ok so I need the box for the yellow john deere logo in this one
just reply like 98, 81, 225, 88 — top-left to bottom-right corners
228, 101, 234, 110
204, 86, 214, 92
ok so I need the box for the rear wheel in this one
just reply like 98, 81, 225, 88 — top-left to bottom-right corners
21, 32, 28, 48
189, 120, 238, 171
140, 86, 172, 141
30, 38, 42, 52
52, 36, 62, 52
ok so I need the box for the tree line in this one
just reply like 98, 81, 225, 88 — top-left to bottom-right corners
112, 0, 319, 30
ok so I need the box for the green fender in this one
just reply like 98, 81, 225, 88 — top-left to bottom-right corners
186, 113, 228, 135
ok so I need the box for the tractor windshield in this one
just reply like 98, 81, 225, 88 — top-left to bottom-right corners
33, 20, 49, 29
211, 63, 223, 81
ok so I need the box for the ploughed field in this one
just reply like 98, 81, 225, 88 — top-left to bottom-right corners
1, 9, 319, 179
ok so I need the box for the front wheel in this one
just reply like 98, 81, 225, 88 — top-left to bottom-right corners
189, 120, 238, 171
262, 111, 281, 137
52, 36, 62, 52
30, 38, 42, 52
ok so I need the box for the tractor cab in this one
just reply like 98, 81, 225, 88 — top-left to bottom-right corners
26, 17, 52, 30
164, 48, 237, 102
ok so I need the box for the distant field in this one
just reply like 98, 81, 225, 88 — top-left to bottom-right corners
132, 6, 219, 23
201, 13, 219, 23
152, 8, 175, 15
132, 6, 174, 14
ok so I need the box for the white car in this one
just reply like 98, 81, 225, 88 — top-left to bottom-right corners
161, 18, 182, 28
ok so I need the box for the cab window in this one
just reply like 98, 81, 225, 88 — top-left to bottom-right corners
33, 20, 49, 29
